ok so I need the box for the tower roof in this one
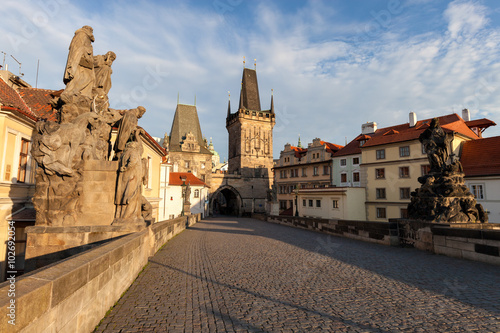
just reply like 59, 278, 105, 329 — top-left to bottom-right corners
169, 103, 210, 154
239, 68, 261, 111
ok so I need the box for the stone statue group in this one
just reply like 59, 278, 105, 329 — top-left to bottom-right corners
32, 26, 152, 226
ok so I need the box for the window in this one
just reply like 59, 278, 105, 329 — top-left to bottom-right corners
399, 146, 410, 157
376, 149, 385, 160
376, 188, 386, 199
294, 169, 299, 177
323, 166, 330, 175
376, 207, 387, 218
400, 208, 409, 219
421, 165, 431, 176
201, 162, 205, 169
194, 189, 200, 198
353, 157, 360, 165
340, 159, 347, 166
353, 172, 360, 182
302, 168, 307, 177
147, 156, 153, 188
316, 200, 321, 208
375, 168, 385, 179
17, 139, 30, 183
308, 200, 313, 207
359, 140, 367, 147
399, 166, 410, 178
332, 200, 339, 209
421, 143, 427, 155
341, 173, 347, 183
313, 167, 319, 176
470, 184, 484, 199
400, 187, 411, 199
185, 161, 190, 168
303, 199, 306, 207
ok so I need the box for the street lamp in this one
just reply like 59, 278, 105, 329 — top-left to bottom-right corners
294, 184, 299, 217
180, 176, 187, 216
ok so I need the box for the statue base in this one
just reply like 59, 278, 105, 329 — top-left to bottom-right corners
24, 224, 145, 272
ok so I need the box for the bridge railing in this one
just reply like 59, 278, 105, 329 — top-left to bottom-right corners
0, 214, 201, 333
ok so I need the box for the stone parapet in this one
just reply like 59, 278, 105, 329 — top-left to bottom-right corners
0, 214, 200, 333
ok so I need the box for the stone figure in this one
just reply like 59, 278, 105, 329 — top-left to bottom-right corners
63, 25, 95, 99
141, 196, 153, 225
184, 182, 191, 205
408, 118, 487, 223
113, 106, 146, 160
115, 141, 144, 222
162, 132, 169, 150
420, 118, 452, 173
94, 51, 116, 95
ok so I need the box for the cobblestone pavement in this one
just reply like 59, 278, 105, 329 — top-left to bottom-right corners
95, 217, 500, 332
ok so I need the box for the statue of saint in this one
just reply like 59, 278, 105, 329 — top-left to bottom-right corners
113, 106, 146, 160
184, 182, 191, 205
420, 118, 452, 173
94, 51, 116, 95
63, 26, 95, 98
115, 141, 143, 221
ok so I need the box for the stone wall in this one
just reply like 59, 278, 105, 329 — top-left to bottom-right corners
396, 219, 500, 265
266, 215, 399, 246
0, 214, 201, 333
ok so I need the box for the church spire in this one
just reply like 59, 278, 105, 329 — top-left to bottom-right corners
270, 89, 274, 114
298, 134, 302, 148
227, 91, 231, 117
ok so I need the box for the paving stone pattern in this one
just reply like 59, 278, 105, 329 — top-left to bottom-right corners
96, 217, 500, 332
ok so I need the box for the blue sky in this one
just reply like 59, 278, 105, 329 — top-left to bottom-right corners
2, 0, 500, 160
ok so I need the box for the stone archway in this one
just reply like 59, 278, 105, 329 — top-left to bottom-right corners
210, 185, 242, 216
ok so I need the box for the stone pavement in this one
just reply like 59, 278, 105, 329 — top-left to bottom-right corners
95, 217, 500, 332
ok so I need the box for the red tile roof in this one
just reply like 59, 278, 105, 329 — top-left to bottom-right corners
465, 118, 496, 129
289, 145, 307, 159
0, 77, 37, 120
169, 172, 208, 187
461, 136, 500, 177
335, 113, 483, 158
19, 87, 60, 121
321, 141, 344, 155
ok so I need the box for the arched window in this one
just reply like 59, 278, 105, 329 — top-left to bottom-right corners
194, 189, 200, 198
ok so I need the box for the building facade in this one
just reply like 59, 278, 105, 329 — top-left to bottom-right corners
461, 136, 500, 223
361, 112, 482, 221
273, 138, 342, 215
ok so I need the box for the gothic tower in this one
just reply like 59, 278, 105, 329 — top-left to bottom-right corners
226, 67, 275, 178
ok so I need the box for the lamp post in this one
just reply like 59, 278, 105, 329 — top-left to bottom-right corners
294, 184, 299, 217
180, 176, 187, 217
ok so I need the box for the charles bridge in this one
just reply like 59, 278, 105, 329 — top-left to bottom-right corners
2, 215, 499, 332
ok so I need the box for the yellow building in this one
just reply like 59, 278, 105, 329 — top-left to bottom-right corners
361, 112, 486, 221
274, 138, 343, 215
0, 70, 42, 279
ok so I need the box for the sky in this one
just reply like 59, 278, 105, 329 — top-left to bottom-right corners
2, 0, 500, 160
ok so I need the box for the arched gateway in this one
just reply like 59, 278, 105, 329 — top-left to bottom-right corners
210, 185, 242, 216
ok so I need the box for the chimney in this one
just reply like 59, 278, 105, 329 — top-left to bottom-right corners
361, 122, 377, 135
462, 108, 470, 122
409, 112, 417, 127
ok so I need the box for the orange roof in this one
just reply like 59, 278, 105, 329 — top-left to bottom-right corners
321, 141, 344, 155
361, 113, 479, 148
461, 136, 500, 177
19, 87, 60, 121
0, 77, 37, 120
169, 172, 208, 187
289, 145, 307, 159
465, 118, 496, 130
334, 113, 485, 157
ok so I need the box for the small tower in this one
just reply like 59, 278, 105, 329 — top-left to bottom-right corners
226, 66, 275, 177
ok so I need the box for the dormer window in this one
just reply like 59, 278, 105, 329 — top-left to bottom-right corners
359, 140, 366, 146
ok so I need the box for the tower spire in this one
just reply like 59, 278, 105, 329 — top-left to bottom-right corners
270, 89, 274, 114
227, 91, 231, 117
298, 134, 302, 148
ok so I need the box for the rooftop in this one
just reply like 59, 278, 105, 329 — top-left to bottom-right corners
169, 172, 208, 187
461, 136, 500, 177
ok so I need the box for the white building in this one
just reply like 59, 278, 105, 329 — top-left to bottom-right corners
296, 187, 366, 220
159, 163, 209, 221
461, 136, 500, 223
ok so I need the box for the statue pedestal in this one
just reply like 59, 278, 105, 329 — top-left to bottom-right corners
24, 224, 145, 272
184, 203, 191, 216
267, 202, 279, 216
33, 160, 119, 226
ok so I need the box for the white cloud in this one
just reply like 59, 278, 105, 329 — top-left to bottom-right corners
1, 0, 499, 160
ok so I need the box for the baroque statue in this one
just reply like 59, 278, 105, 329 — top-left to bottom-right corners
31, 26, 150, 227
408, 118, 487, 223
